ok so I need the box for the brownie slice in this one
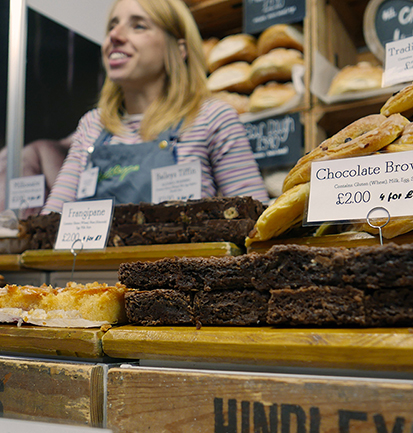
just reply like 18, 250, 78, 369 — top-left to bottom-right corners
19, 212, 61, 250
119, 257, 183, 290
365, 289, 413, 326
125, 289, 193, 325
252, 244, 350, 291
187, 218, 255, 245
342, 243, 413, 289
193, 289, 269, 325
267, 286, 366, 326
118, 254, 257, 291
108, 223, 189, 246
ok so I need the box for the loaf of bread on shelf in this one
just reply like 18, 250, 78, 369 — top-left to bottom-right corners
248, 81, 297, 112
327, 62, 383, 96
213, 91, 250, 114
207, 61, 255, 94
250, 48, 304, 87
0, 282, 128, 327
207, 33, 257, 73
257, 24, 304, 56
202, 37, 219, 63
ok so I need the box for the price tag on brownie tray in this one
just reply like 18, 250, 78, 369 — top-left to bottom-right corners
151, 161, 201, 204
54, 199, 114, 250
8, 174, 45, 210
306, 150, 413, 224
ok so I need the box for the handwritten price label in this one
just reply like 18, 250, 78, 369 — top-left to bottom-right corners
307, 150, 413, 224
8, 175, 45, 210
54, 199, 114, 250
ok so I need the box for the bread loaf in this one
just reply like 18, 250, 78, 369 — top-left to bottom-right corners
213, 91, 250, 114
250, 48, 304, 87
207, 34, 257, 73
257, 24, 304, 56
248, 82, 296, 112
328, 62, 383, 96
207, 62, 255, 94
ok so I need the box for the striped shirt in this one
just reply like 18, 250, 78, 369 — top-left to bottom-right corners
42, 98, 269, 214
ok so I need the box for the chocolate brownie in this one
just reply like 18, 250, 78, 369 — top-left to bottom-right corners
125, 289, 193, 325
193, 289, 269, 325
267, 286, 366, 326
19, 197, 265, 249
119, 254, 257, 291
364, 289, 413, 326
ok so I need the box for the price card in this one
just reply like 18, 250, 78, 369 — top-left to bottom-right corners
54, 199, 113, 250
382, 35, 413, 87
151, 161, 201, 204
8, 174, 45, 210
306, 150, 413, 224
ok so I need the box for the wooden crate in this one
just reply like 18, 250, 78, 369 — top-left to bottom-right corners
107, 366, 413, 433
0, 357, 104, 426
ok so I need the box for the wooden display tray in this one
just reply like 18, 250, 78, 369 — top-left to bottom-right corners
247, 231, 413, 254
0, 357, 104, 426
0, 254, 21, 272
19, 242, 243, 271
0, 324, 105, 358
102, 326, 413, 372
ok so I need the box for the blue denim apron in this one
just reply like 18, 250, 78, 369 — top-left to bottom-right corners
88, 124, 181, 204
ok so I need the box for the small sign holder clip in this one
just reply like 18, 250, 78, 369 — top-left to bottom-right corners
366, 206, 390, 245
70, 239, 84, 281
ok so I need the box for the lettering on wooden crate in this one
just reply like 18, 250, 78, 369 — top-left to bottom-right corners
214, 398, 408, 433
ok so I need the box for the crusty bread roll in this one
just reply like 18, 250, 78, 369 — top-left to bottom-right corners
207, 33, 257, 73
250, 48, 304, 87
245, 182, 310, 246
213, 91, 250, 114
202, 37, 219, 63
381, 82, 413, 117
282, 113, 409, 192
257, 24, 304, 56
327, 62, 383, 96
207, 62, 255, 94
248, 82, 296, 112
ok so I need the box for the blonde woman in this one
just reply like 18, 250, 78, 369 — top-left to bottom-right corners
42, 0, 268, 213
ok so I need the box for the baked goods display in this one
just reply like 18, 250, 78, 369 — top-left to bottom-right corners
19, 197, 265, 250
119, 243, 413, 327
0, 282, 127, 327
246, 82, 413, 246
204, 25, 304, 114
327, 62, 383, 96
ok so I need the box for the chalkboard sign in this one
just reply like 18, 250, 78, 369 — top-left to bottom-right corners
244, 112, 303, 169
243, 0, 306, 35
364, 0, 413, 61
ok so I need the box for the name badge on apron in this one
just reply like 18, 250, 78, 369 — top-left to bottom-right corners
77, 167, 99, 200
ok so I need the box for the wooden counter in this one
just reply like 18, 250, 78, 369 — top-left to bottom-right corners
102, 326, 413, 372
0, 324, 105, 359
19, 242, 243, 271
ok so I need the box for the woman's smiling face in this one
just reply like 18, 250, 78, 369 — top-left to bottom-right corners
102, 0, 167, 91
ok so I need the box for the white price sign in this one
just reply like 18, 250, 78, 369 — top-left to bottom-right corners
0, 418, 112, 433
8, 174, 45, 209
54, 199, 113, 250
383, 36, 413, 87
307, 151, 413, 223
151, 160, 201, 204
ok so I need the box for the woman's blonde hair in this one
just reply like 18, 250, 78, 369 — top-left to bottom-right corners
98, 0, 210, 139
